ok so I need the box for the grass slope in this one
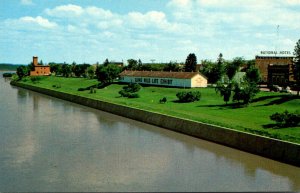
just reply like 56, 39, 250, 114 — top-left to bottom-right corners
20, 76, 300, 144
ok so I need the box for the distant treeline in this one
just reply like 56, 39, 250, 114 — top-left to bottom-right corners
0, 64, 22, 71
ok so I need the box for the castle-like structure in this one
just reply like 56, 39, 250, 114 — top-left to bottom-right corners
30, 56, 51, 76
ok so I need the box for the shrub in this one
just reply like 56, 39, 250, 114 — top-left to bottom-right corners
123, 83, 141, 93
159, 97, 167, 103
119, 83, 141, 98
53, 84, 61, 88
270, 110, 300, 127
3, 73, 13, 77
176, 91, 201, 102
97, 82, 110, 89
11, 74, 19, 81
128, 93, 139, 98
119, 90, 129, 97
30, 76, 45, 83
90, 87, 96, 94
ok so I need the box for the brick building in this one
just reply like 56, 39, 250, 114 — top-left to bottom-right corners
267, 64, 290, 86
255, 56, 294, 85
30, 56, 51, 76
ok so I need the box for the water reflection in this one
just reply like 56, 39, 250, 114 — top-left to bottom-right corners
17, 88, 28, 104
1, 73, 300, 192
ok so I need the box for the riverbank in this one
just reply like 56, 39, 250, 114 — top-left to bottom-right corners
10, 80, 300, 167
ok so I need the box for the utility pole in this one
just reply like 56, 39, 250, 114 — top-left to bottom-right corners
275, 25, 279, 56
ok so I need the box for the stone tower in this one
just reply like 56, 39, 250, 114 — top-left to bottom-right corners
33, 56, 38, 66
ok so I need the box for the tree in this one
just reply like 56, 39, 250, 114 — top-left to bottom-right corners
293, 39, 300, 96
201, 54, 225, 84
27, 62, 35, 71
215, 82, 233, 104
200, 60, 215, 82
49, 63, 62, 75
216, 53, 225, 81
185, 53, 197, 72
71, 61, 77, 77
137, 59, 143, 70
230, 79, 260, 105
95, 64, 121, 84
232, 82, 243, 103
61, 63, 72, 78
103, 59, 109, 66
39, 60, 43, 65
16, 66, 28, 80
163, 61, 180, 72
87, 66, 95, 79
127, 59, 138, 70
245, 65, 261, 84
226, 57, 244, 81
239, 81, 260, 104
72, 64, 90, 77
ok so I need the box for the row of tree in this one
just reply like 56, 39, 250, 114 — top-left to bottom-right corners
15, 38, 300, 96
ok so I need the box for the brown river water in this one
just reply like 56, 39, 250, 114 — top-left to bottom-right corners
0, 73, 299, 192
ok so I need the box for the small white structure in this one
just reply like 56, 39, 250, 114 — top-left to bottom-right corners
119, 71, 207, 88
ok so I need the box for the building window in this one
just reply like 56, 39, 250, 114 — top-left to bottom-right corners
152, 79, 158, 84
160, 79, 173, 85
144, 78, 150, 83
160, 79, 168, 84
135, 78, 142, 83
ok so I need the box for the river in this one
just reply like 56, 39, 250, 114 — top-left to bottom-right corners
0, 72, 299, 192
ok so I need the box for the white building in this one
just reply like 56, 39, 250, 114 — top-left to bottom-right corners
119, 71, 207, 88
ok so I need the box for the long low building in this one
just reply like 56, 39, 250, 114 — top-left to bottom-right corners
119, 70, 207, 88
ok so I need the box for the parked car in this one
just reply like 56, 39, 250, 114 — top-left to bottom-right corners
269, 85, 282, 92
280, 86, 292, 94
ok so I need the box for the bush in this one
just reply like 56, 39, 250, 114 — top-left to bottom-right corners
90, 87, 96, 94
119, 83, 141, 98
270, 110, 300, 127
123, 83, 141, 93
176, 91, 201, 102
3, 73, 13, 77
30, 76, 42, 83
128, 93, 139, 98
11, 74, 19, 81
53, 84, 61, 88
119, 90, 139, 98
159, 97, 167, 103
97, 82, 110, 89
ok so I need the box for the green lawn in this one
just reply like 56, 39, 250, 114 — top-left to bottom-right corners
20, 76, 300, 144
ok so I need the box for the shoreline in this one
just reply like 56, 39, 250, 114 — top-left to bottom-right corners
10, 81, 300, 167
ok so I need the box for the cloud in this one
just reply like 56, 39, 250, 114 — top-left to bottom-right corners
86, 6, 114, 19
19, 16, 57, 28
20, 0, 34, 5
286, 0, 300, 5
127, 11, 167, 28
2, 1, 299, 64
167, 0, 192, 9
46, 4, 84, 17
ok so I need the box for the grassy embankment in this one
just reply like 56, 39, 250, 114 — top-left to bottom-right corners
19, 76, 300, 144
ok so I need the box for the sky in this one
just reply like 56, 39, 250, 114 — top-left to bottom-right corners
0, 0, 300, 64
